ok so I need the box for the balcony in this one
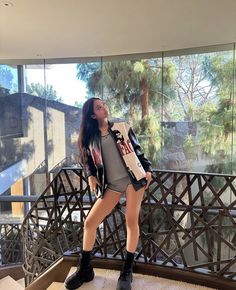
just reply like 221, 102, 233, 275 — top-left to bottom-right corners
1, 167, 235, 289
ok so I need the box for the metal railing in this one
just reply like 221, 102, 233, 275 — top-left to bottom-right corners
0, 223, 23, 266
19, 167, 236, 288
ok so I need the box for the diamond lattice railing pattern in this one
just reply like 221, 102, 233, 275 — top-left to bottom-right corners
21, 168, 236, 286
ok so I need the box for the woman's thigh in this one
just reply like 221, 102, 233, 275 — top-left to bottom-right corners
125, 184, 145, 224
84, 189, 122, 228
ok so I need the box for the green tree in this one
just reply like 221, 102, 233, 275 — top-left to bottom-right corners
0, 65, 14, 90
199, 54, 235, 172
77, 59, 176, 120
165, 54, 216, 122
74, 100, 84, 108
76, 59, 176, 167
26, 82, 62, 102
161, 53, 235, 172
0, 65, 16, 96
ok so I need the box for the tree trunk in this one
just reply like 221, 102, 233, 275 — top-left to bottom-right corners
129, 94, 135, 118
140, 78, 149, 118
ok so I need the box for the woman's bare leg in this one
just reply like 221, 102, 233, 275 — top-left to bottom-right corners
83, 189, 121, 251
125, 185, 145, 253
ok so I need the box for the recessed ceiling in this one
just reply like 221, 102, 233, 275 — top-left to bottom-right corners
0, 0, 236, 60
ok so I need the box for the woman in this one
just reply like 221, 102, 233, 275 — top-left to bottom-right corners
65, 97, 152, 290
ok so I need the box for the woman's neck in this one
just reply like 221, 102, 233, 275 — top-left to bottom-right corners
98, 119, 108, 129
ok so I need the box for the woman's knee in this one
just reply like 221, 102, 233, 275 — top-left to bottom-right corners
126, 215, 139, 229
84, 217, 98, 231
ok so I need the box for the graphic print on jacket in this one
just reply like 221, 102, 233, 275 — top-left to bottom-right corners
112, 122, 146, 181
91, 148, 102, 167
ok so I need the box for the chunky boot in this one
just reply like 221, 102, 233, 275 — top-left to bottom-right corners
116, 251, 134, 290
64, 250, 95, 290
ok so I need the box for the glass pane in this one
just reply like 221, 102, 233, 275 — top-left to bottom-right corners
234, 47, 236, 176
43, 63, 88, 170
0, 199, 24, 223
23, 64, 47, 195
0, 64, 18, 94
99, 57, 162, 169
0, 178, 26, 222
162, 48, 234, 174
0, 65, 25, 213
0, 64, 21, 169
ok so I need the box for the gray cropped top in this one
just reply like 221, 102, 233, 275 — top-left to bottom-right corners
101, 132, 129, 183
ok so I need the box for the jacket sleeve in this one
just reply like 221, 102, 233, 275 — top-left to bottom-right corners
128, 126, 153, 173
83, 147, 97, 177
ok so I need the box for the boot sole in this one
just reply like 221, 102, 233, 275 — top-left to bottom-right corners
64, 271, 95, 289
116, 279, 132, 290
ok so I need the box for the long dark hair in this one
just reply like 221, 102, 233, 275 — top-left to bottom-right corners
78, 97, 101, 165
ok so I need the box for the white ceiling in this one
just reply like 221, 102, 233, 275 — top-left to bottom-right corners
0, 0, 236, 60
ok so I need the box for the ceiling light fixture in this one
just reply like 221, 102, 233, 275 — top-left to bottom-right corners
0, 1, 13, 7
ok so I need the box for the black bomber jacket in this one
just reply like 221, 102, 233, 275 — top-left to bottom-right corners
84, 120, 153, 198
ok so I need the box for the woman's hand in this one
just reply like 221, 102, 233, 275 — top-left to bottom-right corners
88, 175, 101, 192
145, 171, 152, 189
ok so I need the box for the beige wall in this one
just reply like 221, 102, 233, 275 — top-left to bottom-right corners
47, 107, 66, 171
11, 178, 24, 217
22, 106, 45, 176
21, 105, 66, 178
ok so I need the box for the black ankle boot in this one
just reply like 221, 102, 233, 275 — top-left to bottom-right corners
116, 251, 134, 290
65, 250, 95, 290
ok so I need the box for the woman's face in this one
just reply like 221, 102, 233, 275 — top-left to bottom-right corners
91, 99, 109, 121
